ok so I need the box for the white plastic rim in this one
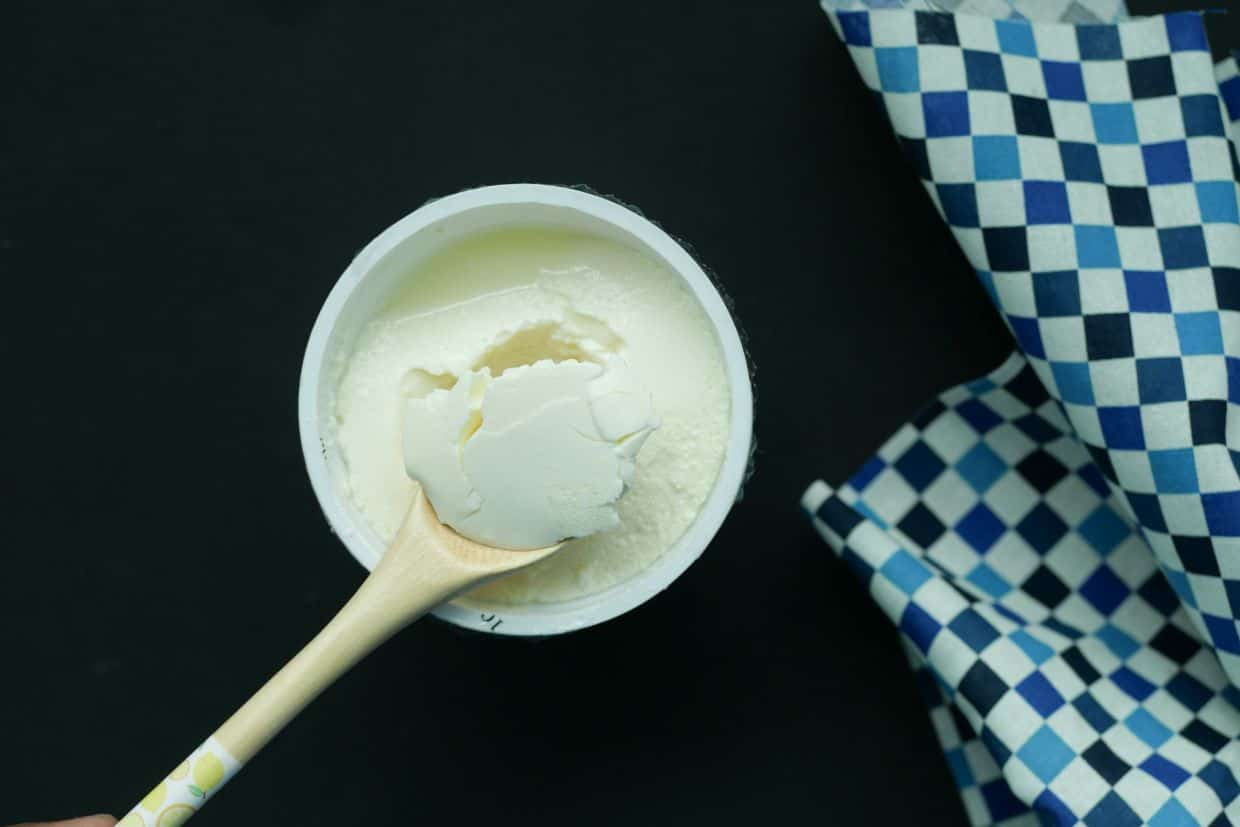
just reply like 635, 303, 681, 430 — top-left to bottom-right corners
298, 184, 754, 636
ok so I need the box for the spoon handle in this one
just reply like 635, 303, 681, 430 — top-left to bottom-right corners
113, 737, 240, 827
114, 487, 555, 826
114, 540, 460, 826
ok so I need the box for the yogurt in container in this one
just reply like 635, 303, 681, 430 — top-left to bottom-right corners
299, 184, 753, 635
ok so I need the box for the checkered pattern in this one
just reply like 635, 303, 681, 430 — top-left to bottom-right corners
845, 0, 1127, 25
805, 356, 1240, 824
806, 1, 1240, 824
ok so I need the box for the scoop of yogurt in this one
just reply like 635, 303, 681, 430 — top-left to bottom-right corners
403, 357, 659, 549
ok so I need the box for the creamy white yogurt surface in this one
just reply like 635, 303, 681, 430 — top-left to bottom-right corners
331, 227, 730, 604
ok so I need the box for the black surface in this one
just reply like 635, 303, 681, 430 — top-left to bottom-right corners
3, 2, 1235, 825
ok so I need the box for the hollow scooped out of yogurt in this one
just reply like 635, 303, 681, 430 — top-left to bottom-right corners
331, 228, 730, 604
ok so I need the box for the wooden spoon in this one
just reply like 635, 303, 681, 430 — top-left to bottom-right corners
115, 486, 560, 827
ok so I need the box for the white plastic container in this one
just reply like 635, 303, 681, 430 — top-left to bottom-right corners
298, 184, 753, 636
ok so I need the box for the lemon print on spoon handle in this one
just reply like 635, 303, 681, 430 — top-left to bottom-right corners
115, 487, 562, 824
116, 738, 238, 827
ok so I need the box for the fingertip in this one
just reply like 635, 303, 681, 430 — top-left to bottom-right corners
73, 817, 118, 827
8, 818, 118, 827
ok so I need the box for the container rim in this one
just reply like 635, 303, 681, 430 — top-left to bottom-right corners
297, 183, 754, 636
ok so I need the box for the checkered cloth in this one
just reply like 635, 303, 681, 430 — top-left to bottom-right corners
803, 1, 1240, 824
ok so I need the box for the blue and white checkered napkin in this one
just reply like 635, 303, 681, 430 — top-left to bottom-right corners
803, 0, 1240, 823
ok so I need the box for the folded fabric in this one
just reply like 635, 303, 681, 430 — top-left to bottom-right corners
804, 1, 1240, 824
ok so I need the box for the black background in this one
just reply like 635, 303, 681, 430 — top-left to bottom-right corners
4, 2, 1235, 824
